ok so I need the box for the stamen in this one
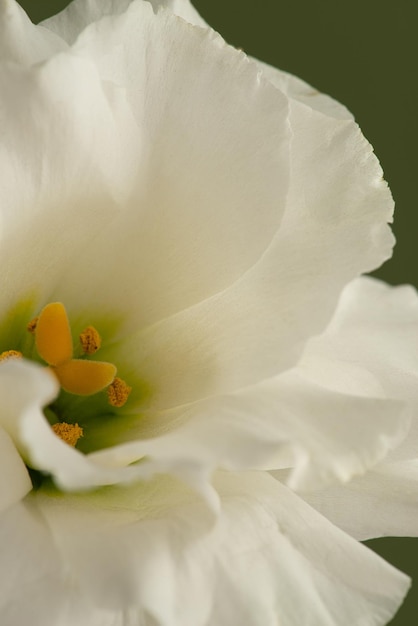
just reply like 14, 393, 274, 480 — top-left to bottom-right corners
0, 350, 23, 362
79, 326, 101, 355
27, 316, 39, 334
54, 359, 117, 395
35, 303, 73, 366
52, 422, 83, 447
107, 377, 132, 407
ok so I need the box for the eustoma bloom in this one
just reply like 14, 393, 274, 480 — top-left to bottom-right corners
1, 0, 418, 624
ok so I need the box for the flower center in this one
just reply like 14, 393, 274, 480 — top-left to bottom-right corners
0, 302, 131, 448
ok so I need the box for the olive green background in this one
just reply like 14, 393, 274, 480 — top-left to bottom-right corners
16, 1, 418, 623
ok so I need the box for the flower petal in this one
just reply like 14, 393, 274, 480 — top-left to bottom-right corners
256, 59, 354, 120
96, 82, 394, 408
303, 276, 418, 403
0, 426, 31, 513
146, 0, 207, 26
41, 0, 134, 44
301, 463, 418, 542
0, 51, 140, 324
41, 0, 208, 42
0, 500, 121, 626
0, 360, 137, 492
91, 368, 409, 495
0, 0, 67, 64
20, 471, 409, 626
291, 277, 418, 539
0, 359, 58, 454
47, 1, 291, 334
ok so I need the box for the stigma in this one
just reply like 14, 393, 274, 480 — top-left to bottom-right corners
35, 302, 116, 395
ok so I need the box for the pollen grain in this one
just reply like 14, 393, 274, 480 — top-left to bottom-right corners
0, 350, 23, 362
79, 326, 102, 355
52, 422, 83, 447
107, 377, 132, 407
27, 316, 39, 334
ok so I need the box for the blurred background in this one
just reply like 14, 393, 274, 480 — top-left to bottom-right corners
16, 1, 418, 623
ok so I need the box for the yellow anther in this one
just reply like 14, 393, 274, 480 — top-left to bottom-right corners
35, 302, 73, 366
54, 359, 116, 396
79, 326, 101, 355
52, 422, 83, 447
107, 377, 132, 407
0, 350, 23, 362
27, 316, 39, 334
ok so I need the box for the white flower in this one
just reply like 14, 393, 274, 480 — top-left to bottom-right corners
0, 0, 417, 624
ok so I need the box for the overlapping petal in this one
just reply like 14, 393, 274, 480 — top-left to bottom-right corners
0, 3, 413, 625
0, 426, 31, 513
291, 277, 418, 539
0, 0, 66, 64
49, 1, 291, 334
98, 96, 394, 408
0, 471, 407, 626
0, 51, 140, 328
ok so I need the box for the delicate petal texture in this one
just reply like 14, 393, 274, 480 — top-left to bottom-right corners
0, 53, 140, 324
0, 426, 31, 513
141, 0, 354, 120
0, 361, 148, 493
0, 1, 394, 409
41, 0, 207, 42
99, 97, 395, 409
0, 3, 411, 625
0, 472, 405, 626
256, 59, 354, 120
292, 277, 418, 539
0, 501, 126, 626
0, 361, 214, 499
0, 0, 66, 63
51, 2, 291, 333
0, 360, 59, 455
41, 0, 133, 44
146, 0, 207, 26
303, 276, 418, 402
90, 370, 409, 495
300, 465, 418, 542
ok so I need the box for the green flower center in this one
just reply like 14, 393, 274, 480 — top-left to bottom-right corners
0, 302, 131, 449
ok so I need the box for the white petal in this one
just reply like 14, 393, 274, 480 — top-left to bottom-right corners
302, 462, 418, 541
305, 276, 418, 402
41, 0, 133, 44
0, 52, 140, 323
50, 2, 290, 334
23, 471, 409, 626
42, 0, 208, 41
0, 360, 215, 500
99, 96, 395, 409
291, 277, 418, 539
146, 0, 207, 26
256, 59, 354, 120
89, 368, 409, 498
2, 3, 393, 409
0, 500, 127, 626
147, 0, 354, 121
0, 360, 141, 493
0, 360, 59, 453
0, 426, 31, 512
0, 0, 67, 64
